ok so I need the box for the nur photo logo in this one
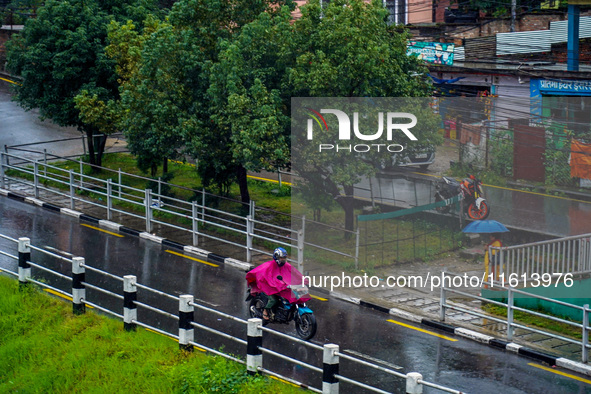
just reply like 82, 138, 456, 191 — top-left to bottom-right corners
304, 107, 418, 153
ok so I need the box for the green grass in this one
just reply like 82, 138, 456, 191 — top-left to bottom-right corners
0, 275, 301, 393
482, 302, 583, 340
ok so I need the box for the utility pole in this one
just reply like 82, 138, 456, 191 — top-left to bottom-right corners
567, 3, 580, 71
510, 0, 516, 32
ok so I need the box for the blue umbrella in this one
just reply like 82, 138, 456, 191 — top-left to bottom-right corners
462, 220, 509, 233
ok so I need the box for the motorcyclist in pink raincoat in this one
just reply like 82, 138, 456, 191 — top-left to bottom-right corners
245, 247, 309, 321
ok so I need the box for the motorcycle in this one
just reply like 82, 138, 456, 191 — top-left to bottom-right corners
246, 275, 317, 341
434, 174, 490, 220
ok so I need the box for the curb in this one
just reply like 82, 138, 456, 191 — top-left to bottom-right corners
4, 188, 591, 377
331, 294, 591, 377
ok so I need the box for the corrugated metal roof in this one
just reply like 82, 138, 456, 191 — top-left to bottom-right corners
550, 16, 591, 43
497, 30, 552, 55
497, 16, 591, 55
454, 46, 464, 61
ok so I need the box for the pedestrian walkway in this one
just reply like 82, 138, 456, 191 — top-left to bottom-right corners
2, 177, 590, 377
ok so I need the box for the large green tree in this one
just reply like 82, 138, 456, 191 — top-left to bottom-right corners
114, 0, 294, 201
206, 8, 294, 201
6, 0, 159, 167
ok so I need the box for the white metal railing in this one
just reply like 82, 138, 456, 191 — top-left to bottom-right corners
440, 271, 591, 363
0, 151, 364, 269
489, 233, 591, 284
0, 234, 461, 393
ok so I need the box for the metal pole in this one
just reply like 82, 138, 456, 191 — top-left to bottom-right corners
43, 148, 47, 178
72, 257, 86, 315
18, 237, 31, 288
123, 275, 137, 332
69, 170, 75, 210
192, 201, 199, 246
507, 287, 514, 340
34, 160, 39, 199
0, 152, 4, 189
406, 372, 423, 394
179, 295, 194, 352
510, 0, 516, 32
201, 188, 206, 222
118, 168, 122, 198
583, 304, 589, 363
297, 229, 304, 275
4, 145, 9, 166
247, 318, 263, 375
145, 189, 152, 233
440, 271, 447, 322
158, 176, 162, 207
567, 4, 580, 71
79, 159, 83, 188
322, 344, 339, 394
246, 215, 253, 263
107, 178, 112, 221
369, 176, 375, 208
355, 227, 360, 271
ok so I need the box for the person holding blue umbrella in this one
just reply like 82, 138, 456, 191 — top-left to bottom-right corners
484, 233, 503, 282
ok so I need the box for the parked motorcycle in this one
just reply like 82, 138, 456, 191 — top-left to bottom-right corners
246, 275, 317, 341
434, 174, 490, 220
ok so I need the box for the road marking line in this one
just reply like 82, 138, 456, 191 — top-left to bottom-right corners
528, 363, 591, 385
44, 288, 73, 301
80, 223, 124, 237
43, 289, 94, 308
165, 249, 219, 267
270, 376, 300, 387
310, 294, 328, 301
387, 319, 458, 342
247, 175, 292, 186
44, 245, 73, 257
0, 77, 20, 85
144, 328, 207, 351
343, 349, 403, 370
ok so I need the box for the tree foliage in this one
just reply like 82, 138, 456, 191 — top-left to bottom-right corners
6, 0, 160, 167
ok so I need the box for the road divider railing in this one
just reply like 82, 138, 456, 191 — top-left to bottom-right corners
440, 271, 591, 363
0, 233, 461, 393
0, 151, 307, 266
0, 151, 365, 270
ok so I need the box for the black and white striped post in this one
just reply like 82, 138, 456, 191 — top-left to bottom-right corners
406, 372, 423, 394
322, 344, 339, 394
179, 295, 194, 352
18, 237, 31, 288
123, 275, 137, 331
72, 257, 86, 315
246, 318, 263, 375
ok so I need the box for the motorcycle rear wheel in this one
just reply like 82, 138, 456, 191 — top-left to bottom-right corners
467, 200, 490, 220
295, 313, 317, 341
249, 296, 269, 325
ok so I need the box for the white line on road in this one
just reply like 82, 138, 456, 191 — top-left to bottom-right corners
343, 349, 403, 370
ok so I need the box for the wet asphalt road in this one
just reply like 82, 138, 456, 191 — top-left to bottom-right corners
1, 197, 590, 393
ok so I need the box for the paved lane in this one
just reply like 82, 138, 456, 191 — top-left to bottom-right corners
1, 196, 591, 393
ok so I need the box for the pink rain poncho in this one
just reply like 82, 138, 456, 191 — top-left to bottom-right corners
245, 260, 311, 303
